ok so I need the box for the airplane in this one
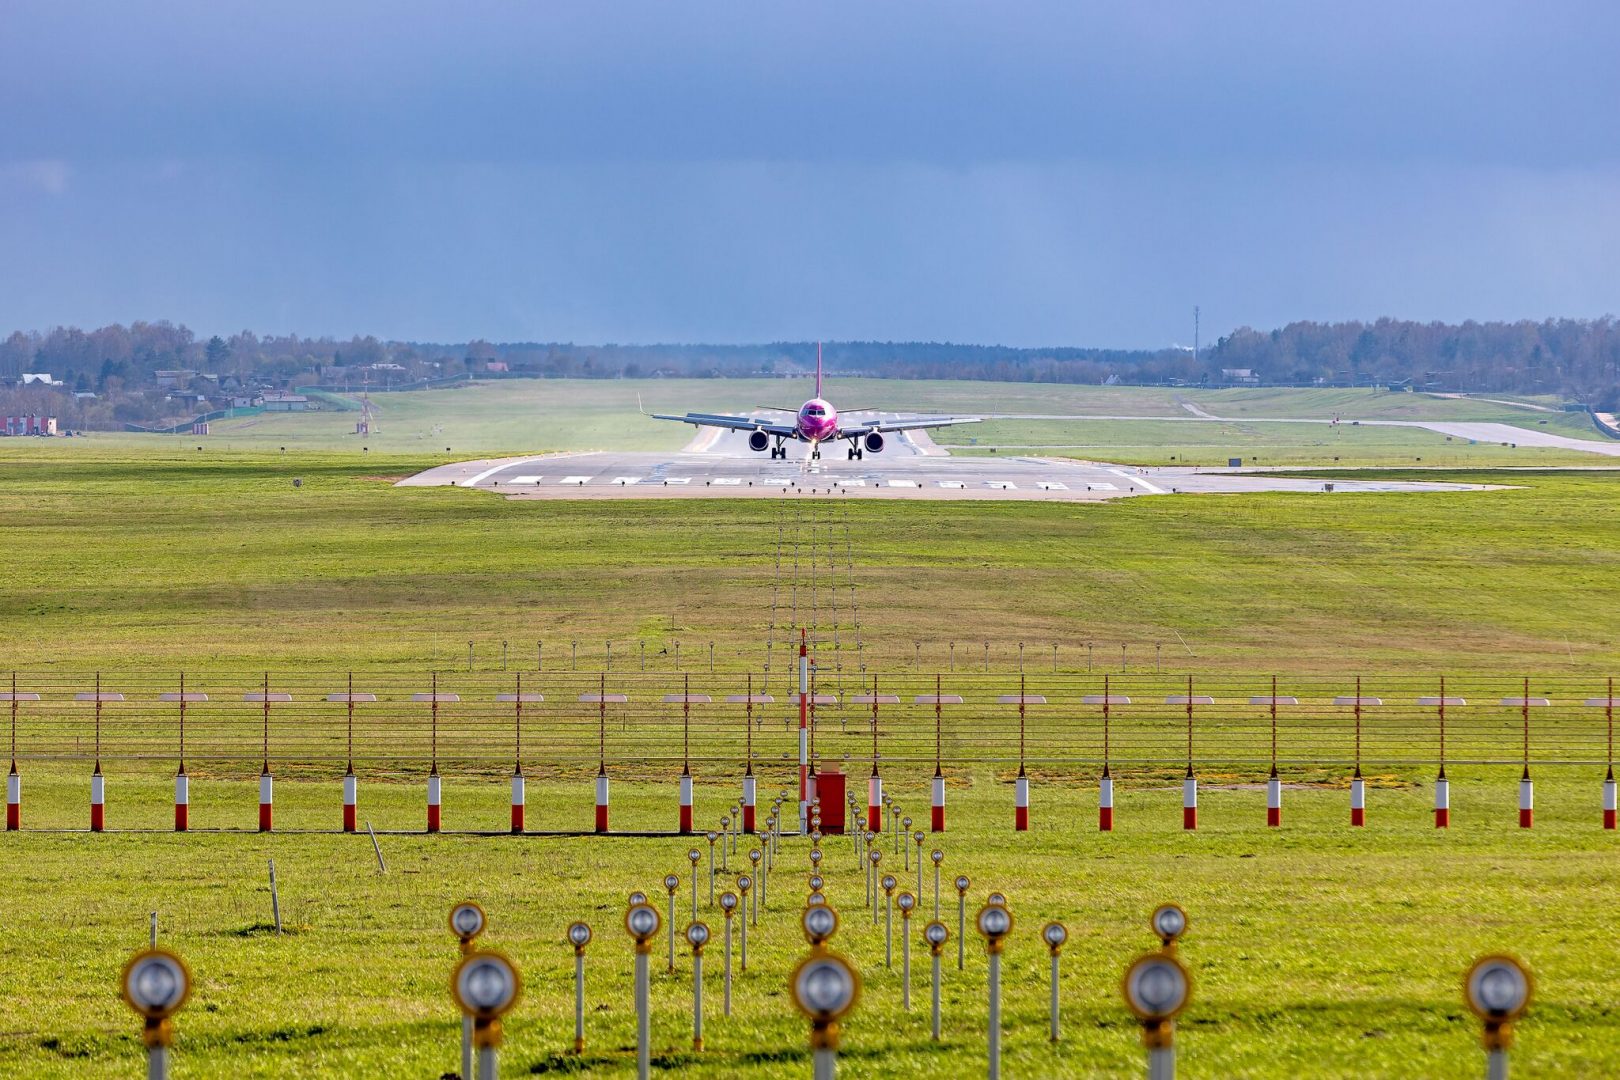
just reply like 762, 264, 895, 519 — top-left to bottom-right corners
650, 344, 980, 459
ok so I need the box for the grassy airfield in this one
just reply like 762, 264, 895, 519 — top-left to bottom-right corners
1, 380, 1617, 1076
3, 766, 1618, 1079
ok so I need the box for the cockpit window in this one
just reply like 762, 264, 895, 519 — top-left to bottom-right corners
805, 406, 825, 416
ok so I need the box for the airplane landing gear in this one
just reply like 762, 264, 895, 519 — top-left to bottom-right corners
847, 446, 864, 460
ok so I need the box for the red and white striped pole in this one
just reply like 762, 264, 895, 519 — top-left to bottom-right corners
1099, 766, 1114, 831
931, 677, 945, 831
595, 674, 609, 833
90, 674, 106, 832
175, 769, 189, 832
680, 676, 694, 833
256, 673, 274, 832
5, 674, 19, 830
1435, 683, 1449, 828
1518, 681, 1533, 829
1267, 678, 1280, 827
511, 769, 525, 834
1350, 680, 1366, 826
742, 676, 757, 833
5, 764, 18, 835
343, 767, 357, 833
1183, 679, 1197, 830
868, 674, 882, 832
258, 769, 273, 832
90, 767, 105, 832
1600, 764, 1613, 835
426, 770, 441, 833
1100, 678, 1114, 831
594, 768, 609, 833
798, 631, 809, 835
1014, 679, 1028, 831
1605, 679, 1616, 829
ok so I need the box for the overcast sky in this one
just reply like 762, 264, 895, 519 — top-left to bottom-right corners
3, 1, 1617, 347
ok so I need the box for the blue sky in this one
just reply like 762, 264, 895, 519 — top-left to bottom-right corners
2, 2, 1617, 347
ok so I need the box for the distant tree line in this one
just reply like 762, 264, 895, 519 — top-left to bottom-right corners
4, 316, 1618, 429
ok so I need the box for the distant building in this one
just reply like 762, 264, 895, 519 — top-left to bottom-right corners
263, 393, 312, 412
1220, 368, 1260, 385
154, 369, 196, 388
485, 360, 510, 373
20, 373, 60, 386
4, 415, 58, 436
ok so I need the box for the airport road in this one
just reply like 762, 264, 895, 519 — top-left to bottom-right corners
396, 413, 1502, 502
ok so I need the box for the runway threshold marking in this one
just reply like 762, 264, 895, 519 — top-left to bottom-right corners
1037, 481, 1068, 490
714, 478, 742, 485
938, 480, 965, 488
987, 481, 1017, 489
1107, 468, 1166, 494
613, 476, 640, 485
510, 475, 543, 484
561, 475, 591, 485
665, 477, 691, 484
887, 479, 918, 487
466, 456, 552, 487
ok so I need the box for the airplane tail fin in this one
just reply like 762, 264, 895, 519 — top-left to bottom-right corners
816, 341, 823, 398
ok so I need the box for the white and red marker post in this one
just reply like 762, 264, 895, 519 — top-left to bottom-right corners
1267, 677, 1281, 827
741, 675, 757, 833
680, 677, 694, 834
1014, 677, 1029, 832
7, 672, 30, 831
1435, 681, 1450, 828
931, 676, 945, 831
87, 673, 110, 833
1600, 680, 1613, 835
426, 673, 443, 833
162, 676, 199, 832
339, 674, 359, 833
1518, 680, 1534, 829
1350, 680, 1366, 827
251, 673, 277, 832
511, 674, 526, 834
595, 674, 610, 833
1182, 679, 1197, 831
868, 675, 883, 833
1099, 677, 1114, 831
798, 631, 809, 835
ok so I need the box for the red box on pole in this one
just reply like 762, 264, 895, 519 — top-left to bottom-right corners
817, 768, 846, 833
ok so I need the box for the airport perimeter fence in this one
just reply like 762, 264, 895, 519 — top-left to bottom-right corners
5, 669, 1614, 776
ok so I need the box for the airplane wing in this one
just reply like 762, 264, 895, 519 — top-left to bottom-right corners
837, 415, 981, 437
651, 412, 799, 437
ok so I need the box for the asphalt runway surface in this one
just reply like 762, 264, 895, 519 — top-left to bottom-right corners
398, 413, 1501, 502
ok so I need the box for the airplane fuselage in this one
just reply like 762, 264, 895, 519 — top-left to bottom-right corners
797, 397, 839, 442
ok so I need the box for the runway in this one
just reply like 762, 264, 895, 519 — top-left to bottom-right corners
397, 414, 1501, 501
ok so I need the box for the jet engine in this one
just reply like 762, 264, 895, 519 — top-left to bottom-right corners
863, 431, 885, 454
748, 430, 770, 452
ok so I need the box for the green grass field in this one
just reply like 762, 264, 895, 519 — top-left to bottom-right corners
3, 388, 1618, 1077
937, 418, 1609, 467
0, 442, 1616, 672
3, 764, 1617, 1078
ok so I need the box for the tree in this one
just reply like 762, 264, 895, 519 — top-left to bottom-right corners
205, 335, 230, 370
